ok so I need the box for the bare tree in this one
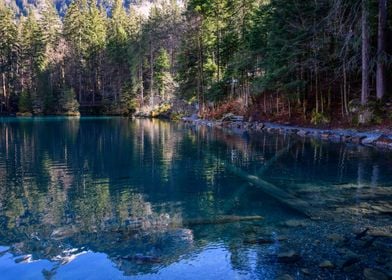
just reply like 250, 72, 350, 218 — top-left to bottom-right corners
376, 0, 387, 100
361, 0, 370, 105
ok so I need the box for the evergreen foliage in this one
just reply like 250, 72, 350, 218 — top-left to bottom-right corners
0, 0, 390, 123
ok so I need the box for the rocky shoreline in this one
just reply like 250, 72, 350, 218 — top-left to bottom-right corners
182, 115, 392, 150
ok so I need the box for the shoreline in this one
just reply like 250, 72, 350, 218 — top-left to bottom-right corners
182, 117, 392, 150
2, 114, 392, 150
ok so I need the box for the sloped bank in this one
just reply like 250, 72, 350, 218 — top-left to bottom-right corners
182, 115, 392, 150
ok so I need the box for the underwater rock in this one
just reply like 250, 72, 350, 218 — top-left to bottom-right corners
276, 274, 294, 280
277, 250, 301, 263
313, 240, 321, 246
256, 123, 265, 130
355, 228, 369, 239
297, 130, 309, 137
342, 135, 352, 142
276, 236, 288, 242
320, 133, 331, 140
282, 219, 308, 228
340, 253, 361, 269
368, 226, 392, 238
363, 268, 389, 280
350, 135, 366, 144
168, 228, 194, 242
50, 226, 78, 240
183, 215, 264, 226
362, 134, 382, 145
371, 205, 392, 215
243, 237, 274, 245
327, 233, 345, 242
220, 113, 244, 122
319, 260, 334, 269
329, 134, 342, 142
14, 254, 32, 263
374, 136, 392, 149
0, 248, 9, 257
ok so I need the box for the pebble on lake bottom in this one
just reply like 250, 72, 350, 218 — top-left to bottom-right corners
319, 260, 334, 269
277, 250, 301, 263
363, 268, 389, 280
275, 274, 294, 280
301, 268, 310, 275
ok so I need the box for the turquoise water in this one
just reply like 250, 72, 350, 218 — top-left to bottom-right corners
0, 117, 391, 279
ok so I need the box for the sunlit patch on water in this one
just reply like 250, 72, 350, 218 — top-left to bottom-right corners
0, 117, 391, 279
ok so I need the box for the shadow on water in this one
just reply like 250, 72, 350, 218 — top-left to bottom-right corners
0, 117, 391, 279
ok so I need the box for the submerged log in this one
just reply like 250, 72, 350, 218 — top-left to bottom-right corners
219, 159, 312, 217
256, 142, 294, 176
182, 215, 263, 226
223, 142, 294, 214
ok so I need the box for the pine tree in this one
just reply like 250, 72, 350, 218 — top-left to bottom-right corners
0, 4, 18, 112
63, 0, 90, 102
107, 0, 128, 63
19, 11, 47, 113
127, 8, 144, 107
154, 48, 172, 99
38, 2, 62, 113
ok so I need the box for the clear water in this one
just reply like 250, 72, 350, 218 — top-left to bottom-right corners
0, 117, 391, 280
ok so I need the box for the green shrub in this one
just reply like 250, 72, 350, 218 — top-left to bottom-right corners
151, 103, 172, 118
310, 111, 330, 125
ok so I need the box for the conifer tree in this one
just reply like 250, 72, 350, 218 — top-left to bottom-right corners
0, 4, 18, 112
154, 48, 172, 98
63, 0, 90, 102
19, 11, 46, 113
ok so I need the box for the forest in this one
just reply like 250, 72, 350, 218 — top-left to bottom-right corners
0, 0, 391, 126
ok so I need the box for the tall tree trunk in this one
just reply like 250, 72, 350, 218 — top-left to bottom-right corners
61, 63, 65, 86
343, 60, 349, 115
99, 53, 103, 102
341, 85, 344, 117
217, 28, 221, 82
78, 61, 82, 103
93, 67, 97, 105
150, 39, 154, 108
139, 62, 144, 107
361, 0, 370, 105
376, 0, 387, 100
2, 73, 7, 111
197, 22, 205, 116
197, 31, 203, 115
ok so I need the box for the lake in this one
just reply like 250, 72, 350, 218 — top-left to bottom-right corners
0, 117, 391, 279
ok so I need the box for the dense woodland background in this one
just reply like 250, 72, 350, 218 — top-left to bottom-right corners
0, 0, 391, 126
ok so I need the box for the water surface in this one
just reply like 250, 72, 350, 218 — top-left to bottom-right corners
0, 117, 391, 279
